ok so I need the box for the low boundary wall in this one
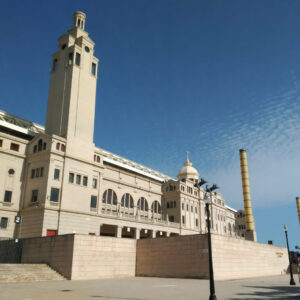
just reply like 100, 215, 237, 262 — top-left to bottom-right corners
21, 234, 136, 280
136, 234, 289, 280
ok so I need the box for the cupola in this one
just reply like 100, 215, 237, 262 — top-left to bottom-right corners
177, 152, 199, 183
73, 11, 86, 30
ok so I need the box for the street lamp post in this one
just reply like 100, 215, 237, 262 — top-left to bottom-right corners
283, 225, 296, 285
204, 184, 219, 300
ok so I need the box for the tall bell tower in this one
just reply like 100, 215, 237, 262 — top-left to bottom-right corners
45, 11, 98, 158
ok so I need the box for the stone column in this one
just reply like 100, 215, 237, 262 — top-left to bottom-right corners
152, 230, 157, 238
135, 228, 140, 239
116, 226, 123, 238
166, 232, 170, 237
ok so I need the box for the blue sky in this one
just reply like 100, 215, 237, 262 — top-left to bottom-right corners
0, 0, 299, 248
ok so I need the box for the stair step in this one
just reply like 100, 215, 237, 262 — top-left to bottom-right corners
0, 264, 65, 282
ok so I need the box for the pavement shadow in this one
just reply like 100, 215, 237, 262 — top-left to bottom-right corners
231, 285, 300, 300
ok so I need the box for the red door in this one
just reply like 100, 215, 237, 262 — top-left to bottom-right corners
46, 229, 57, 236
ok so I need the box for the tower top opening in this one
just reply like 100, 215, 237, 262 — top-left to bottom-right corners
73, 11, 86, 30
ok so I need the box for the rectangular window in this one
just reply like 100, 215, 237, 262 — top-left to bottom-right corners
0, 139, 2, 147
182, 203, 184, 210
31, 169, 35, 179
52, 58, 58, 71
4, 191, 12, 203
54, 168, 60, 180
50, 188, 59, 202
83, 176, 88, 186
68, 52, 73, 65
69, 172, 74, 183
169, 216, 175, 222
10, 143, 19, 151
182, 216, 185, 224
92, 178, 97, 189
191, 206, 193, 212
36, 168, 40, 178
167, 202, 169, 208
0, 217, 8, 229
90, 195, 97, 209
91, 63, 96, 75
186, 204, 189, 211
76, 174, 81, 185
196, 219, 199, 227
40, 167, 44, 177
195, 207, 197, 213
75, 53, 81, 66
31, 190, 38, 202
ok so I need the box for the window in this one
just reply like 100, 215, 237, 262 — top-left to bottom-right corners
182, 216, 185, 224
83, 176, 88, 187
68, 52, 73, 65
50, 188, 59, 202
182, 203, 184, 210
4, 191, 12, 203
196, 219, 199, 227
191, 206, 193, 212
174, 201, 176, 208
69, 173, 74, 183
54, 169, 60, 180
56, 143, 60, 150
169, 216, 175, 222
36, 168, 40, 178
10, 143, 19, 151
167, 202, 169, 208
151, 201, 161, 213
31, 190, 38, 202
91, 63, 96, 75
186, 204, 189, 211
75, 53, 81, 66
90, 196, 97, 209
0, 139, 2, 147
31, 169, 35, 179
76, 175, 81, 185
170, 202, 173, 208
102, 189, 117, 205
0, 217, 8, 229
33, 145, 37, 153
38, 139, 43, 151
121, 193, 134, 208
61, 144, 66, 152
52, 59, 58, 71
137, 197, 148, 211
40, 167, 44, 177
92, 178, 97, 189
43, 143, 46, 150
195, 207, 197, 213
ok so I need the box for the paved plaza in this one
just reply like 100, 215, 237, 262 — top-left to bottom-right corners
0, 275, 299, 300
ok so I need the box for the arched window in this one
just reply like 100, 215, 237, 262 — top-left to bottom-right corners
102, 189, 117, 205
121, 193, 134, 208
137, 197, 148, 211
38, 139, 43, 151
152, 201, 161, 214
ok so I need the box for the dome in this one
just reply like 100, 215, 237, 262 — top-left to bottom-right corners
177, 152, 199, 181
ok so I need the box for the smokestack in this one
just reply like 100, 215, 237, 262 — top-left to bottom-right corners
239, 149, 257, 241
296, 197, 300, 225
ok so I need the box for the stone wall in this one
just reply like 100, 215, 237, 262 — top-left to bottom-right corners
71, 235, 136, 280
21, 234, 75, 279
212, 234, 289, 280
136, 234, 289, 280
20, 234, 136, 280
136, 234, 209, 278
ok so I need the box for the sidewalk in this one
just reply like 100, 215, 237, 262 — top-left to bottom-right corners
0, 274, 299, 300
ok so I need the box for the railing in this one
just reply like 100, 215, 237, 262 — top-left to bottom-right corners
100, 206, 180, 228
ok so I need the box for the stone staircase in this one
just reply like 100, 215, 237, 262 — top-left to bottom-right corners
0, 264, 65, 282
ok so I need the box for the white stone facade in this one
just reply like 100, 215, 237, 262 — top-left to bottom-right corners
0, 12, 246, 240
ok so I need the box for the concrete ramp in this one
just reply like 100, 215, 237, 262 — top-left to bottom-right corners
0, 264, 65, 282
